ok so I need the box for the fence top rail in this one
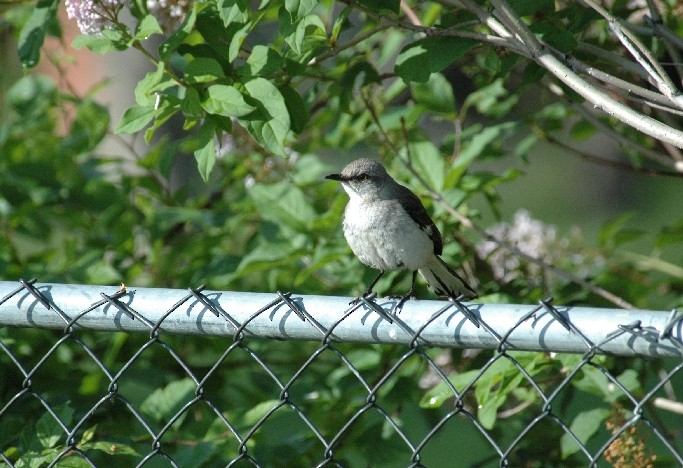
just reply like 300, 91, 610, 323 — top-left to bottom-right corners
0, 281, 681, 358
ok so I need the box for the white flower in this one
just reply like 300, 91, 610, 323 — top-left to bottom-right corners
65, 0, 124, 35
147, 0, 190, 32
476, 210, 565, 285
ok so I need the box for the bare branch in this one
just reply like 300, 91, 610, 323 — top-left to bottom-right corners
486, 0, 683, 150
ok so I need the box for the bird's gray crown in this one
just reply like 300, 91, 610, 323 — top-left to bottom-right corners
339, 158, 389, 181
325, 158, 396, 200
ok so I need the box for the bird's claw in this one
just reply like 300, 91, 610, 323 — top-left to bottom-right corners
392, 294, 416, 314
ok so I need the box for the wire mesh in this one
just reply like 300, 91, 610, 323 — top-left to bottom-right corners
1, 279, 682, 467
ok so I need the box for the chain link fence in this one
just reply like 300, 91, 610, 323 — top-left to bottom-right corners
1, 279, 682, 467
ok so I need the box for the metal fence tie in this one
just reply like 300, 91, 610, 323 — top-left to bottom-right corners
276, 290, 306, 321
358, 293, 394, 323
448, 296, 480, 327
64, 288, 129, 333
659, 308, 683, 340
99, 291, 136, 320
19, 278, 52, 310
539, 297, 571, 331
188, 285, 220, 316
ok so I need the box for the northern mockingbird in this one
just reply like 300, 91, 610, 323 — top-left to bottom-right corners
326, 158, 477, 315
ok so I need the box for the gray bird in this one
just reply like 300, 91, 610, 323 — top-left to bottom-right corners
326, 158, 477, 315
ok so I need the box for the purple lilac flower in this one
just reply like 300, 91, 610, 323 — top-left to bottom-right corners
65, 0, 123, 35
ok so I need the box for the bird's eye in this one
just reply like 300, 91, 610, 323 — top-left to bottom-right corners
358, 174, 369, 181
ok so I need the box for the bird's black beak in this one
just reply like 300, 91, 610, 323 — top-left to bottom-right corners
325, 173, 345, 181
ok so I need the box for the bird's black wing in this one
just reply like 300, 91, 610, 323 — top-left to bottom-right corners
394, 183, 443, 255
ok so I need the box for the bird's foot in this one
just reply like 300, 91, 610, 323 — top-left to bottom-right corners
391, 293, 416, 315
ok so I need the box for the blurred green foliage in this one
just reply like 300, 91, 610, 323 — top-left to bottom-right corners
1, 0, 682, 465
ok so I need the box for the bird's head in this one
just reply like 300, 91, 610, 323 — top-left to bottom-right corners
325, 158, 390, 201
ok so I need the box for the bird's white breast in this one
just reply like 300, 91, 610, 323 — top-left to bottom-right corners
341, 190, 434, 271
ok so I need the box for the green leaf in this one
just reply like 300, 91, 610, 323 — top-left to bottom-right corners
655, 222, 683, 249
228, 21, 252, 62
531, 22, 577, 53
115, 105, 155, 133
71, 28, 128, 54
598, 213, 633, 248
395, 37, 476, 83
458, 122, 517, 164
181, 87, 203, 118
357, 0, 400, 14
484, 49, 501, 72
463, 78, 518, 118
86, 441, 140, 457
144, 97, 180, 143
419, 370, 481, 408
560, 408, 609, 458
286, 14, 327, 56
509, 0, 554, 16
159, 2, 197, 59
235, 239, 303, 277
331, 6, 352, 43
285, 0, 318, 20
340, 61, 381, 89
241, 78, 291, 156
249, 182, 315, 231
134, 62, 165, 106
243, 400, 281, 425
36, 403, 74, 449
201, 84, 255, 117
569, 120, 596, 140
71, 33, 119, 55
132, 15, 163, 42
184, 57, 226, 83
410, 72, 455, 113
140, 378, 196, 422
279, 84, 309, 134
405, 141, 445, 191
18, 0, 59, 67
477, 392, 507, 429
194, 121, 217, 182
218, 0, 248, 27
245, 45, 285, 77
571, 365, 626, 401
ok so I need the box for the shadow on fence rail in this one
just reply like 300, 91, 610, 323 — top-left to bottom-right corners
1, 279, 682, 467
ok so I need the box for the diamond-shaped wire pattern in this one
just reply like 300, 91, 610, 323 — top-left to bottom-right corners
1, 280, 682, 467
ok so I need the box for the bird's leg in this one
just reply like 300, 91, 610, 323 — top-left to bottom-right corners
349, 271, 385, 305
393, 271, 417, 314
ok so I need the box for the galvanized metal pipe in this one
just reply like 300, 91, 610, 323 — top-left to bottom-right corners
0, 281, 680, 357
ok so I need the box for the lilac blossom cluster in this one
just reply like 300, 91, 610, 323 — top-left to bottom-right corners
65, 0, 123, 35
146, 0, 190, 32
476, 210, 580, 286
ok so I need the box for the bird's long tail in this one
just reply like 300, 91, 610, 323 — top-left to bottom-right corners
418, 255, 477, 300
